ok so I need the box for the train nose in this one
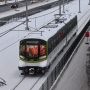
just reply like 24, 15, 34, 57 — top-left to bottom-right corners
29, 68, 35, 74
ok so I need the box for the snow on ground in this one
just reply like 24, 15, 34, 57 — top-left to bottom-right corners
0, 0, 90, 90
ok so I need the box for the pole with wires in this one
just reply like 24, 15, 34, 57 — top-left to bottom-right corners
88, 0, 90, 5
59, 0, 62, 15
25, 0, 29, 30
62, 0, 65, 13
78, 0, 81, 13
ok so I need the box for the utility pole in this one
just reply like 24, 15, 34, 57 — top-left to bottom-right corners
5, 0, 7, 4
59, 0, 62, 15
25, 0, 29, 30
67, 0, 69, 4
78, 0, 81, 13
88, 0, 90, 5
62, 0, 65, 13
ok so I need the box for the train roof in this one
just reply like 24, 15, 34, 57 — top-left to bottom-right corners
20, 14, 77, 41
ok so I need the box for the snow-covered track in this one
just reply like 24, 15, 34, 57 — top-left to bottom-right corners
0, 21, 25, 37
11, 76, 42, 90
12, 76, 25, 90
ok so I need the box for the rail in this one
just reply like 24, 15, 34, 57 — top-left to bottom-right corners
11, 76, 42, 90
12, 77, 25, 90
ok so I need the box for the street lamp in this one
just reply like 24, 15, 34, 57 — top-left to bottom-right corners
78, 0, 81, 13
25, 0, 29, 30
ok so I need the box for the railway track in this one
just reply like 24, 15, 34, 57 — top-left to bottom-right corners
0, 21, 25, 37
12, 77, 25, 90
11, 76, 42, 90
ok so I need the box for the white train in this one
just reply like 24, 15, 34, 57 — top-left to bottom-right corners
18, 14, 78, 75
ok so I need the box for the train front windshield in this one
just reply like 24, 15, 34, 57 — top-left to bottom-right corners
19, 39, 47, 61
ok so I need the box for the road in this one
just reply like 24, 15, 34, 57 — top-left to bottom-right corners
0, 0, 33, 12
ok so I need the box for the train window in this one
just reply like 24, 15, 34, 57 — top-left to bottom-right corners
26, 45, 39, 58
39, 45, 47, 59
60, 32, 64, 38
51, 41, 54, 48
20, 44, 39, 59
54, 39, 56, 46
19, 39, 47, 61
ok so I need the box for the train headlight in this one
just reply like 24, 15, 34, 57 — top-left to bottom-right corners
19, 60, 25, 67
